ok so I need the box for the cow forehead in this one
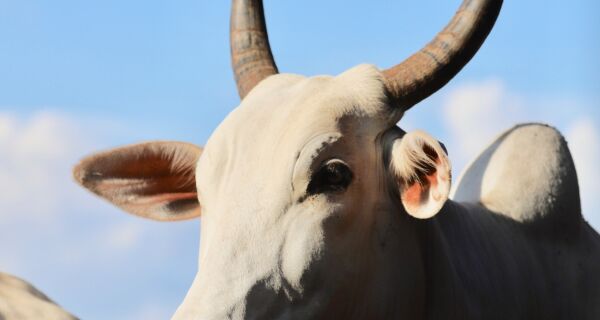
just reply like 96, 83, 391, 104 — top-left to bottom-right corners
210, 64, 392, 155
243, 64, 390, 124
195, 64, 394, 203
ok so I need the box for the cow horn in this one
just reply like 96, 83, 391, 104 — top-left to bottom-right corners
229, 0, 502, 105
383, 0, 503, 110
230, 0, 278, 99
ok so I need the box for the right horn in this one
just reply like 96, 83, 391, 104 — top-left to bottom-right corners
383, 0, 503, 111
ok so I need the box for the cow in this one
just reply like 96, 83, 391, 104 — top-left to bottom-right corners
73, 0, 600, 319
0, 272, 78, 320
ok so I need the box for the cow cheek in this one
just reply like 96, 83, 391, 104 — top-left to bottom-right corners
280, 203, 329, 292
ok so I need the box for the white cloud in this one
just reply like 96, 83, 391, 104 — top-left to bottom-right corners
0, 111, 85, 224
0, 111, 104, 275
442, 79, 527, 167
566, 118, 600, 227
0, 110, 156, 263
0, 110, 198, 319
105, 221, 145, 252
0, 114, 17, 141
441, 80, 600, 230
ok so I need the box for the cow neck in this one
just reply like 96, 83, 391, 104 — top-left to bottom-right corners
415, 200, 470, 318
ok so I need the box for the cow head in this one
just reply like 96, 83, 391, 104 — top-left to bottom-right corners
73, 0, 501, 318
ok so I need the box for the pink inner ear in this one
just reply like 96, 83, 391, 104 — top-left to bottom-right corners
403, 168, 439, 207
393, 131, 451, 219
400, 141, 450, 213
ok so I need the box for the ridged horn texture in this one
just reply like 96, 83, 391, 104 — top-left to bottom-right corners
229, 0, 502, 105
383, 0, 503, 110
230, 0, 278, 99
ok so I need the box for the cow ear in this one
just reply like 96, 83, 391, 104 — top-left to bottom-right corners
390, 131, 451, 219
73, 141, 202, 221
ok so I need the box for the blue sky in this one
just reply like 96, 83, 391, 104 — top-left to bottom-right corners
1, 1, 599, 319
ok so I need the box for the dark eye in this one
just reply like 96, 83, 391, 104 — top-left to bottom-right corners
307, 159, 353, 194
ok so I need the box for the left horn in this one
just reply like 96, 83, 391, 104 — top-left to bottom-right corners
383, 0, 503, 110
230, 0, 278, 99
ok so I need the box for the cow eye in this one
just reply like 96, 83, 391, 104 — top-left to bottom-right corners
307, 159, 353, 194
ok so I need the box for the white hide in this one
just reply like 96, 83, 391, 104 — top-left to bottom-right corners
74, 65, 600, 319
172, 64, 598, 318
0, 272, 77, 320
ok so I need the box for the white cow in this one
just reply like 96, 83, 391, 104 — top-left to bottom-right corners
0, 272, 77, 320
74, 0, 600, 319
